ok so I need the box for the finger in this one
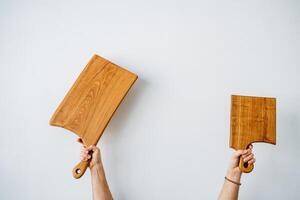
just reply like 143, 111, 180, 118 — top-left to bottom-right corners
81, 147, 88, 154
80, 151, 88, 158
242, 144, 253, 157
242, 149, 252, 157
82, 157, 89, 161
80, 154, 88, 161
234, 149, 247, 158
80, 152, 84, 157
81, 146, 94, 159
81, 153, 91, 161
91, 145, 99, 153
248, 158, 256, 164
86, 145, 94, 152
86, 145, 99, 154
243, 154, 254, 162
81, 151, 89, 157
80, 155, 86, 161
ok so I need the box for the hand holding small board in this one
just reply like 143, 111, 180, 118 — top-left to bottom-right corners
230, 95, 276, 173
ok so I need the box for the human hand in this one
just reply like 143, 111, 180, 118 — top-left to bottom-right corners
226, 144, 256, 181
77, 138, 102, 169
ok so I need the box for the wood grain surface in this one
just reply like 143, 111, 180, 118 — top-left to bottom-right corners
230, 95, 276, 173
49, 54, 138, 178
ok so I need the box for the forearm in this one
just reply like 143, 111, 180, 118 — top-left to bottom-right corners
90, 164, 113, 200
218, 170, 242, 200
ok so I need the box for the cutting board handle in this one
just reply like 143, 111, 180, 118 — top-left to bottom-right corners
239, 157, 254, 173
238, 146, 254, 173
72, 160, 90, 179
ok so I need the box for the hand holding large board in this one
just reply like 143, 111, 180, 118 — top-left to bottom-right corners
50, 54, 138, 179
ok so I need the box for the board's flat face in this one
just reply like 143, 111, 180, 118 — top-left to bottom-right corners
230, 95, 276, 150
50, 55, 138, 146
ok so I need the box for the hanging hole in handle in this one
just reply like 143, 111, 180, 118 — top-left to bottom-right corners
243, 162, 248, 168
76, 169, 81, 174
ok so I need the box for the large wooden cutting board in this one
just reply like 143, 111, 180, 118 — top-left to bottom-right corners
50, 54, 138, 178
230, 95, 276, 173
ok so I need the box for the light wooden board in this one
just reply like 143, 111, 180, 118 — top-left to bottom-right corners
50, 54, 138, 178
230, 95, 276, 173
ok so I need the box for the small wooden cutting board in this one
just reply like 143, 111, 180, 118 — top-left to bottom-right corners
230, 95, 276, 173
50, 54, 138, 179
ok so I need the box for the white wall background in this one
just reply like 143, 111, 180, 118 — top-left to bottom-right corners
0, 0, 299, 199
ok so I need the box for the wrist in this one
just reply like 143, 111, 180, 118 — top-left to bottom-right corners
90, 162, 103, 171
226, 168, 242, 182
